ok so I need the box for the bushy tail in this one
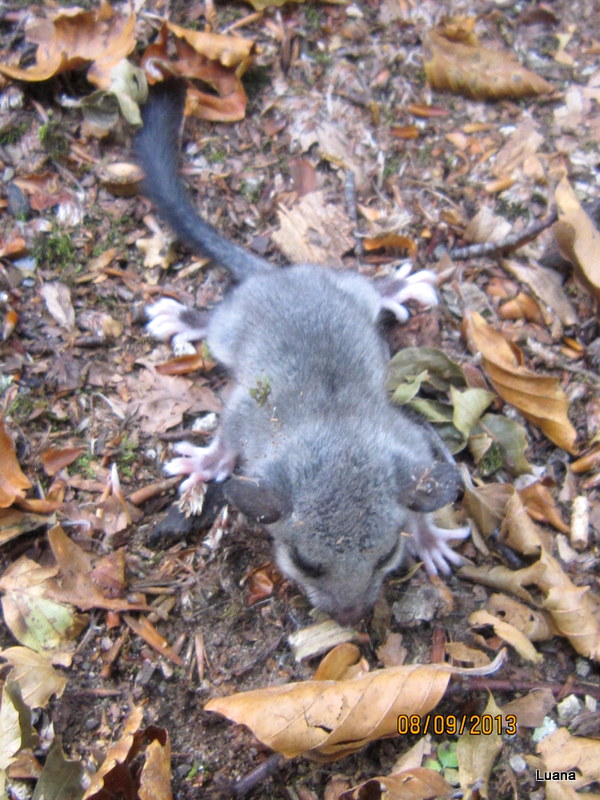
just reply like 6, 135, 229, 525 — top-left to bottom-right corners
134, 79, 271, 281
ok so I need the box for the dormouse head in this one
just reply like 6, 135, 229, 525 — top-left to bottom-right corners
222, 423, 462, 625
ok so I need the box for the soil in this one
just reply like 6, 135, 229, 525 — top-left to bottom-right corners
0, 1, 599, 798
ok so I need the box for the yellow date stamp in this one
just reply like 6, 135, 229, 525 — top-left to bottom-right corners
397, 714, 517, 736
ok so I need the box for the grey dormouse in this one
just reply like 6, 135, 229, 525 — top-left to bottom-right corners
135, 80, 469, 625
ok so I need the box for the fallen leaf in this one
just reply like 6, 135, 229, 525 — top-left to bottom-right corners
470, 413, 532, 476
40, 282, 75, 329
0, 5, 135, 85
487, 594, 557, 641
463, 312, 577, 453
0, 647, 67, 708
424, 18, 554, 100
0, 557, 86, 665
272, 191, 354, 267
464, 207, 512, 244
154, 348, 216, 376
457, 694, 505, 797
363, 233, 417, 259
470, 609, 543, 662
451, 386, 495, 439
519, 481, 569, 533
536, 728, 600, 787
246, 0, 304, 9
206, 662, 456, 760
45, 525, 150, 613
498, 292, 545, 324
30, 738, 86, 800
0, 510, 47, 546
141, 24, 255, 123
0, 418, 31, 508
502, 689, 555, 728
554, 176, 600, 304
82, 708, 171, 800
40, 447, 85, 477
0, 677, 37, 771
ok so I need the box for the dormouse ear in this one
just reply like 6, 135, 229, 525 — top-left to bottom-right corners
398, 462, 463, 512
222, 476, 292, 524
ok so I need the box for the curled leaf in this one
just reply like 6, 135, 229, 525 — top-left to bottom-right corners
463, 312, 577, 454
206, 662, 455, 759
0, 417, 31, 508
424, 18, 553, 100
554, 177, 600, 304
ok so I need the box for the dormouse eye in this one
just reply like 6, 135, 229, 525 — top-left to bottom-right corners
290, 546, 326, 579
375, 541, 401, 571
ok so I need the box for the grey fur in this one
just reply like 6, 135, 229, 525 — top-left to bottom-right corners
136, 81, 468, 625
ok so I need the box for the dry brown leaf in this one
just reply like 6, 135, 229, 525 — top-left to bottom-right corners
502, 689, 555, 728
554, 177, 600, 304
0, 417, 31, 508
272, 191, 354, 267
40, 282, 75, 329
537, 728, 600, 788
40, 447, 85, 477
424, 20, 553, 100
500, 490, 546, 556
0, 509, 48, 546
407, 103, 449, 118
127, 363, 221, 434
465, 549, 600, 660
470, 609, 543, 662
457, 694, 505, 797
0, 4, 135, 85
314, 644, 364, 682
0, 647, 67, 708
362, 234, 417, 259
491, 120, 544, 178
464, 207, 512, 245
0, 557, 87, 665
463, 311, 577, 453
82, 708, 171, 800
487, 594, 558, 641
461, 478, 516, 538
498, 292, 545, 324
45, 525, 150, 613
154, 350, 216, 376
519, 481, 570, 533
444, 641, 491, 667
378, 768, 453, 799
502, 260, 578, 328
206, 662, 456, 760
141, 24, 255, 123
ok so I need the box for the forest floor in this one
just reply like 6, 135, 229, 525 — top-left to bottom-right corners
0, 0, 599, 798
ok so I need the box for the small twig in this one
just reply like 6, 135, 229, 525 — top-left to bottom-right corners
449, 210, 558, 261
525, 338, 600, 385
215, 754, 285, 798
344, 170, 363, 258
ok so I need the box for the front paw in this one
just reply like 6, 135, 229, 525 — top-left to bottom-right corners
164, 439, 237, 491
146, 298, 208, 351
378, 263, 438, 323
406, 511, 470, 575
146, 298, 190, 341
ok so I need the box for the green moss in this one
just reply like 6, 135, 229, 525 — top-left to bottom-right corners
0, 121, 28, 146
33, 227, 76, 271
38, 117, 69, 161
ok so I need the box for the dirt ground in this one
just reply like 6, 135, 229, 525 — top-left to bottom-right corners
0, 0, 599, 798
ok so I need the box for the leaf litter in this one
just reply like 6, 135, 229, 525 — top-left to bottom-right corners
0, 0, 599, 798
